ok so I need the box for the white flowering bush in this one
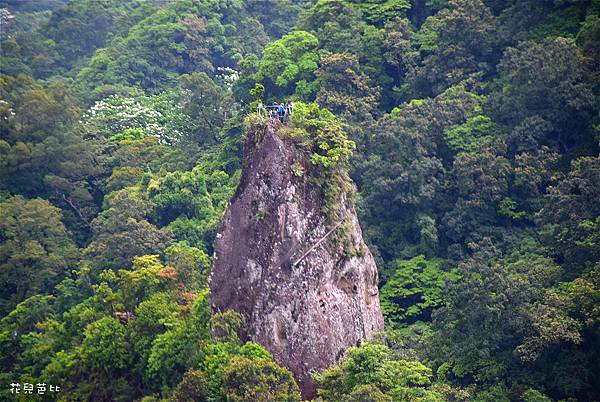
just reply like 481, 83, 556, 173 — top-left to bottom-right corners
215, 67, 239, 90
0, 99, 16, 122
81, 92, 192, 144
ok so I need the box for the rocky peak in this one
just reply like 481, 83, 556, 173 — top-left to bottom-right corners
209, 118, 384, 398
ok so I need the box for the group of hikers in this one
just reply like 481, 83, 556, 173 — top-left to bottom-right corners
257, 100, 293, 123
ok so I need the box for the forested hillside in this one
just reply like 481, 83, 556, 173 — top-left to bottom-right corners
1, 0, 599, 401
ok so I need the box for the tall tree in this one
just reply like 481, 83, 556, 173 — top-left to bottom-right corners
0, 196, 78, 315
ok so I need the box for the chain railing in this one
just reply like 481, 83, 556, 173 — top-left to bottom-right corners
256, 103, 292, 122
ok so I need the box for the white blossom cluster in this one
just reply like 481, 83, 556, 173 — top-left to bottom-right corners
82, 95, 162, 133
81, 94, 188, 144
0, 100, 16, 121
215, 67, 239, 90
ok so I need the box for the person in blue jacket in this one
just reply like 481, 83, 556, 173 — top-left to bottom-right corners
277, 103, 286, 123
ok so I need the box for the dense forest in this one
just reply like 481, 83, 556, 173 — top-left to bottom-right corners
1, 0, 599, 401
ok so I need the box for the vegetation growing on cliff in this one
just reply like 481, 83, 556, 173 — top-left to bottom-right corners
246, 101, 356, 221
1, 0, 600, 400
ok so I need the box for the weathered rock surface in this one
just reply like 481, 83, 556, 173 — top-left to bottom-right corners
209, 121, 384, 398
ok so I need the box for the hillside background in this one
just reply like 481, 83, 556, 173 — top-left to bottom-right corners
1, 0, 599, 401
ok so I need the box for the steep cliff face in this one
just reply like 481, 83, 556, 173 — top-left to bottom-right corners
209, 120, 384, 398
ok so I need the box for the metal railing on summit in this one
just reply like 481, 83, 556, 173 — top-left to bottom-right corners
256, 103, 291, 123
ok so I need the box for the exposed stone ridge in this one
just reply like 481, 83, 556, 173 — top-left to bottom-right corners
209, 121, 384, 398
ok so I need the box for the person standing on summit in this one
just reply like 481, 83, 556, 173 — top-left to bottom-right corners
277, 102, 286, 123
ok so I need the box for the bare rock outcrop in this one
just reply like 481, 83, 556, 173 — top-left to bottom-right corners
209, 120, 384, 398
